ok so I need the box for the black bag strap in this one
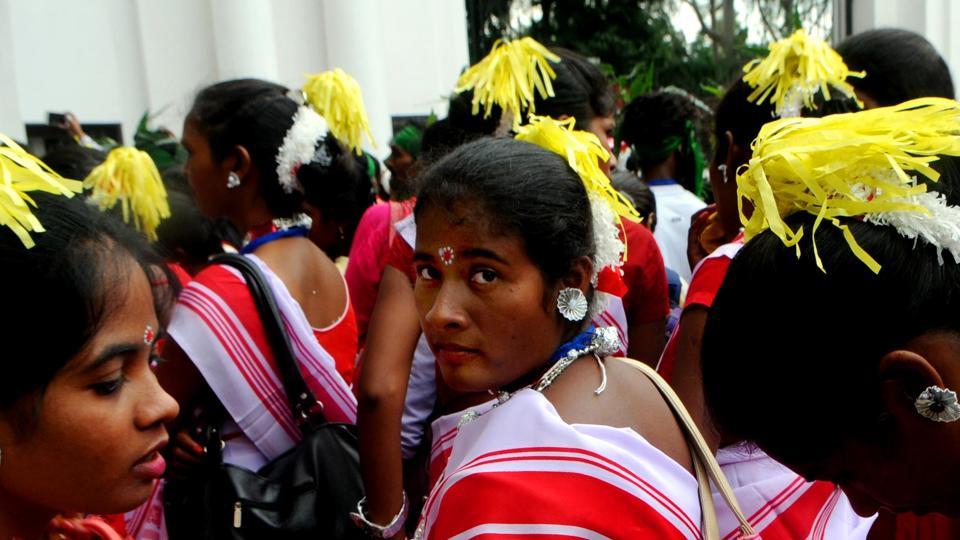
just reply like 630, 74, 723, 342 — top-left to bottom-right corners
210, 253, 327, 431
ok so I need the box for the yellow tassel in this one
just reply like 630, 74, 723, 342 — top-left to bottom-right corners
738, 97, 960, 273
742, 28, 864, 116
0, 134, 82, 248
456, 37, 560, 128
84, 147, 170, 241
515, 115, 639, 222
302, 68, 375, 155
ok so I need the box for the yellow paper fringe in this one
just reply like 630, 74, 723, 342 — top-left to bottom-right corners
738, 97, 960, 273
456, 37, 560, 128
84, 147, 170, 241
742, 28, 864, 116
0, 134, 83, 248
515, 115, 639, 223
302, 68, 375, 155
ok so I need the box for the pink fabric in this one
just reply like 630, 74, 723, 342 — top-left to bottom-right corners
345, 202, 392, 339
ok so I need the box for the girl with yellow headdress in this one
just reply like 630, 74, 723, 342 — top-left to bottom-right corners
353, 40, 673, 537
408, 123, 754, 539
0, 136, 179, 540
701, 97, 960, 521
659, 30, 878, 539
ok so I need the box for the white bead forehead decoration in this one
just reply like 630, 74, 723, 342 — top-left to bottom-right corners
143, 324, 155, 345
439, 246, 455, 266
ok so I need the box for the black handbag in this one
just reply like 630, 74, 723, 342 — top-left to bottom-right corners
164, 254, 365, 540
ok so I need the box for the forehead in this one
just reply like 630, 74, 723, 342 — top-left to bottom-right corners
61, 258, 157, 373
415, 204, 522, 254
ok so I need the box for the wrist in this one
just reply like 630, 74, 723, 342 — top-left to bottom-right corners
350, 491, 408, 538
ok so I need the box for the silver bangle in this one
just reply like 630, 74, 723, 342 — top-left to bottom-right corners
350, 491, 408, 538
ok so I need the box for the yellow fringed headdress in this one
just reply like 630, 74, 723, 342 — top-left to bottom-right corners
738, 97, 960, 273
0, 134, 83, 248
456, 37, 560, 128
742, 28, 864, 117
302, 68, 375, 155
84, 147, 170, 241
515, 116, 639, 307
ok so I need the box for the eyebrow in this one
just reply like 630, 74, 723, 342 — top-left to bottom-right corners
80, 342, 143, 375
413, 247, 509, 265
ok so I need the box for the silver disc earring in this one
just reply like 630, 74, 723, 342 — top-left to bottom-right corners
226, 172, 241, 189
915, 386, 960, 422
557, 287, 588, 321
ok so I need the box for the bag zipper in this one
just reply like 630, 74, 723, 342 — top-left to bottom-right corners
233, 501, 242, 528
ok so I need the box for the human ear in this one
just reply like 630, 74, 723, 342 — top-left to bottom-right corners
226, 145, 253, 180
723, 131, 738, 173
878, 348, 946, 423
560, 256, 594, 295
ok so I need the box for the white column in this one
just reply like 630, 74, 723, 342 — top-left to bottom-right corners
0, 0, 25, 141
209, 0, 279, 81
320, 0, 393, 157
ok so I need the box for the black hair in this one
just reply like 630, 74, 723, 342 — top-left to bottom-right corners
154, 188, 225, 272
836, 28, 955, 106
701, 157, 960, 464
620, 91, 705, 193
1, 192, 173, 431
534, 47, 614, 129
415, 137, 593, 288
300, 139, 374, 257
188, 78, 358, 220
713, 77, 860, 164
42, 144, 106, 180
611, 171, 656, 231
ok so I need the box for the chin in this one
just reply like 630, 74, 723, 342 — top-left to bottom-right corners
437, 365, 491, 394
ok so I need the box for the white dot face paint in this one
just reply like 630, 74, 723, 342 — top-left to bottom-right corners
143, 324, 155, 345
439, 246, 455, 266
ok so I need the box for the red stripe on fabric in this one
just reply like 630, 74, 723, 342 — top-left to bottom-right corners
180, 290, 301, 440
432, 447, 699, 538
180, 289, 295, 434
428, 470, 692, 540
721, 475, 806, 540
812, 487, 841, 540
280, 312, 357, 419
180, 292, 299, 440
750, 481, 838, 540
428, 447, 453, 491
430, 426, 459, 456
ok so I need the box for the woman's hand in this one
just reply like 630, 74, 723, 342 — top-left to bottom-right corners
167, 428, 206, 480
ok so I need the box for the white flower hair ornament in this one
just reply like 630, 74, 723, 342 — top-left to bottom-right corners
275, 99, 331, 195
514, 116, 640, 316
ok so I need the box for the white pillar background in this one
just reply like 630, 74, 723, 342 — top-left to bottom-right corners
209, 0, 280, 82
850, 0, 960, 89
0, 0, 464, 145
0, 0, 25, 141
320, 0, 393, 157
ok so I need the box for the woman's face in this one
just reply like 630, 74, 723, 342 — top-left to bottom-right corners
0, 259, 179, 516
587, 114, 616, 176
182, 119, 233, 218
414, 204, 568, 392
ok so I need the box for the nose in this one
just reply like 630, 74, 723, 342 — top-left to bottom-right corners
136, 366, 180, 431
423, 281, 469, 333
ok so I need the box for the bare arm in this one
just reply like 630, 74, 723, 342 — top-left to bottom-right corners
356, 266, 422, 530
667, 307, 722, 453
627, 318, 666, 367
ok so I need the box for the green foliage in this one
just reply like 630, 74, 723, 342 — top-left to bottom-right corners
465, 0, 804, 104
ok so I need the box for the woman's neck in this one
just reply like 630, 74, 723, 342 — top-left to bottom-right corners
0, 489, 57, 540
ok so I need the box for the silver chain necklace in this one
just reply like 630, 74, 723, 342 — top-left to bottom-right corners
458, 326, 621, 428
